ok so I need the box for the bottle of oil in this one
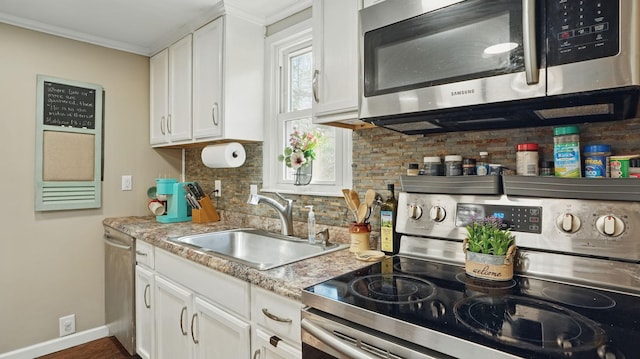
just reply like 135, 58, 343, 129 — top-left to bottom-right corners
380, 184, 398, 255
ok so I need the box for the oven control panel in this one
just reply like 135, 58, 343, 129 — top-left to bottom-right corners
455, 203, 542, 234
396, 192, 640, 262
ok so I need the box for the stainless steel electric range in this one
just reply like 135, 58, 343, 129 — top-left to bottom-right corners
302, 176, 640, 359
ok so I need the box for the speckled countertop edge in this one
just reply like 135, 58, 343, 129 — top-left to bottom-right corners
103, 214, 378, 301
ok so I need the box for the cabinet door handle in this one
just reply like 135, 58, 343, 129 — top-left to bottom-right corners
312, 69, 320, 103
179, 306, 188, 335
253, 349, 261, 359
167, 114, 172, 134
261, 308, 292, 323
160, 116, 166, 135
143, 284, 151, 309
135, 250, 148, 256
212, 102, 219, 126
190, 313, 199, 344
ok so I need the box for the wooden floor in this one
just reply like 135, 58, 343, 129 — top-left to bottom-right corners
37, 337, 139, 359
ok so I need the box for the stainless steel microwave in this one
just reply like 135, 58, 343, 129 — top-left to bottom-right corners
358, 0, 640, 135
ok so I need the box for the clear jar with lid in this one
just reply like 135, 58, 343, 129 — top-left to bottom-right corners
554, 126, 581, 177
422, 156, 442, 176
516, 143, 539, 176
444, 155, 463, 176
476, 152, 490, 176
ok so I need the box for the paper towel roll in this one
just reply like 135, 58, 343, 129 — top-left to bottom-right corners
201, 142, 246, 168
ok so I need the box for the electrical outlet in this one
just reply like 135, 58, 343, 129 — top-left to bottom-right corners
250, 184, 258, 195
59, 314, 75, 337
214, 180, 221, 197
121, 175, 132, 191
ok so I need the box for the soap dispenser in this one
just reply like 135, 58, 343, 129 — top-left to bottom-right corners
305, 205, 316, 244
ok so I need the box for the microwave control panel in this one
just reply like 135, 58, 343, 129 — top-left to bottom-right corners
547, 0, 619, 66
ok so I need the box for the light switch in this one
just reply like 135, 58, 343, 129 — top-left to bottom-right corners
121, 175, 132, 191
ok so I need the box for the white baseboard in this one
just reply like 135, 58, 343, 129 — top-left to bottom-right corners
0, 326, 109, 359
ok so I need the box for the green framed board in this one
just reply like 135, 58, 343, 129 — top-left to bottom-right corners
35, 75, 103, 211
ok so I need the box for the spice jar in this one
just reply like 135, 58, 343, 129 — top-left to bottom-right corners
407, 163, 420, 176
516, 143, 539, 176
463, 158, 476, 175
476, 152, 490, 176
444, 155, 463, 176
540, 161, 554, 176
422, 156, 442, 176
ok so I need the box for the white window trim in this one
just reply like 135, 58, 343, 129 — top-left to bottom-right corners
262, 19, 352, 197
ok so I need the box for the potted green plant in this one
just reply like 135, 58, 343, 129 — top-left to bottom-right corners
463, 216, 517, 281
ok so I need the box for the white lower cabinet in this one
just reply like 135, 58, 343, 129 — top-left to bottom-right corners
136, 248, 252, 359
253, 328, 300, 359
135, 266, 155, 359
134, 246, 304, 359
155, 276, 191, 359
251, 285, 303, 359
154, 276, 251, 359
193, 296, 251, 358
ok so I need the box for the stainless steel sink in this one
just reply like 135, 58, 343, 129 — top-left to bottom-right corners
169, 228, 349, 270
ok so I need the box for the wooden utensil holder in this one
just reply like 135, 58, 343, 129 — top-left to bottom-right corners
192, 195, 220, 223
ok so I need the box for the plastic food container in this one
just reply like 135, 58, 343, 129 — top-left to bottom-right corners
584, 144, 611, 178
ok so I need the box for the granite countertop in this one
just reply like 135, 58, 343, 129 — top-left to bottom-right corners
103, 215, 376, 301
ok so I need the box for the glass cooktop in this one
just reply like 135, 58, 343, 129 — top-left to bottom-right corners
304, 256, 640, 359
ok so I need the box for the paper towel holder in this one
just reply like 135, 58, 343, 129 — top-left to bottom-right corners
201, 142, 247, 168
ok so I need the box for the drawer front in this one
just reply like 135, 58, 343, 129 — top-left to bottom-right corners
156, 248, 250, 319
135, 241, 155, 269
252, 285, 302, 344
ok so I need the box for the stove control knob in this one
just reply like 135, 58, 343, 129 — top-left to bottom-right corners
429, 206, 446, 222
556, 213, 581, 233
408, 203, 423, 220
595, 215, 625, 237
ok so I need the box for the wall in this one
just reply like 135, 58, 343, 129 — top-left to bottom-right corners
186, 118, 640, 231
0, 23, 181, 353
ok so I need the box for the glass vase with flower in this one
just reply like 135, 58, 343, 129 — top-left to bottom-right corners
278, 128, 323, 186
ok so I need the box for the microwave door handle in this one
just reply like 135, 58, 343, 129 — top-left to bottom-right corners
522, 0, 539, 85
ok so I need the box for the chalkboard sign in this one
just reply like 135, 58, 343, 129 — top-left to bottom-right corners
43, 81, 96, 129
36, 75, 103, 211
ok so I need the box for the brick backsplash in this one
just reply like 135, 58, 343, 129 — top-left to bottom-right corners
185, 118, 640, 235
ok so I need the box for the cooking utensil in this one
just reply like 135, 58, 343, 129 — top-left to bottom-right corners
356, 203, 368, 223
349, 190, 360, 209
342, 188, 358, 221
363, 189, 380, 223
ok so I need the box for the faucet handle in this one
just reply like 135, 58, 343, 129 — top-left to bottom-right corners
247, 193, 260, 205
316, 228, 331, 246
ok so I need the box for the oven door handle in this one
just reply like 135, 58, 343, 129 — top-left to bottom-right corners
301, 318, 377, 359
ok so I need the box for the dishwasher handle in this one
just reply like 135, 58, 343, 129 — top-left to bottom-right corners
103, 235, 132, 251
301, 318, 378, 359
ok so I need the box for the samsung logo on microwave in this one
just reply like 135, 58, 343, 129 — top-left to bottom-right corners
451, 89, 475, 96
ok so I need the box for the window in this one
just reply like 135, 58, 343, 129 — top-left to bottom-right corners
263, 19, 352, 196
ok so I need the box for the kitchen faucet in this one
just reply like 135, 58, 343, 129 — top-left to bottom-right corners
247, 192, 294, 236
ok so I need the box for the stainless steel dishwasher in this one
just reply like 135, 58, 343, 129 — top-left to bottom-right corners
103, 226, 135, 355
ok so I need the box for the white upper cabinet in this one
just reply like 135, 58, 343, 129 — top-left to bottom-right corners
150, 35, 193, 146
363, 0, 385, 8
192, 17, 224, 140
192, 15, 265, 142
151, 12, 265, 147
311, 0, 363, 128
